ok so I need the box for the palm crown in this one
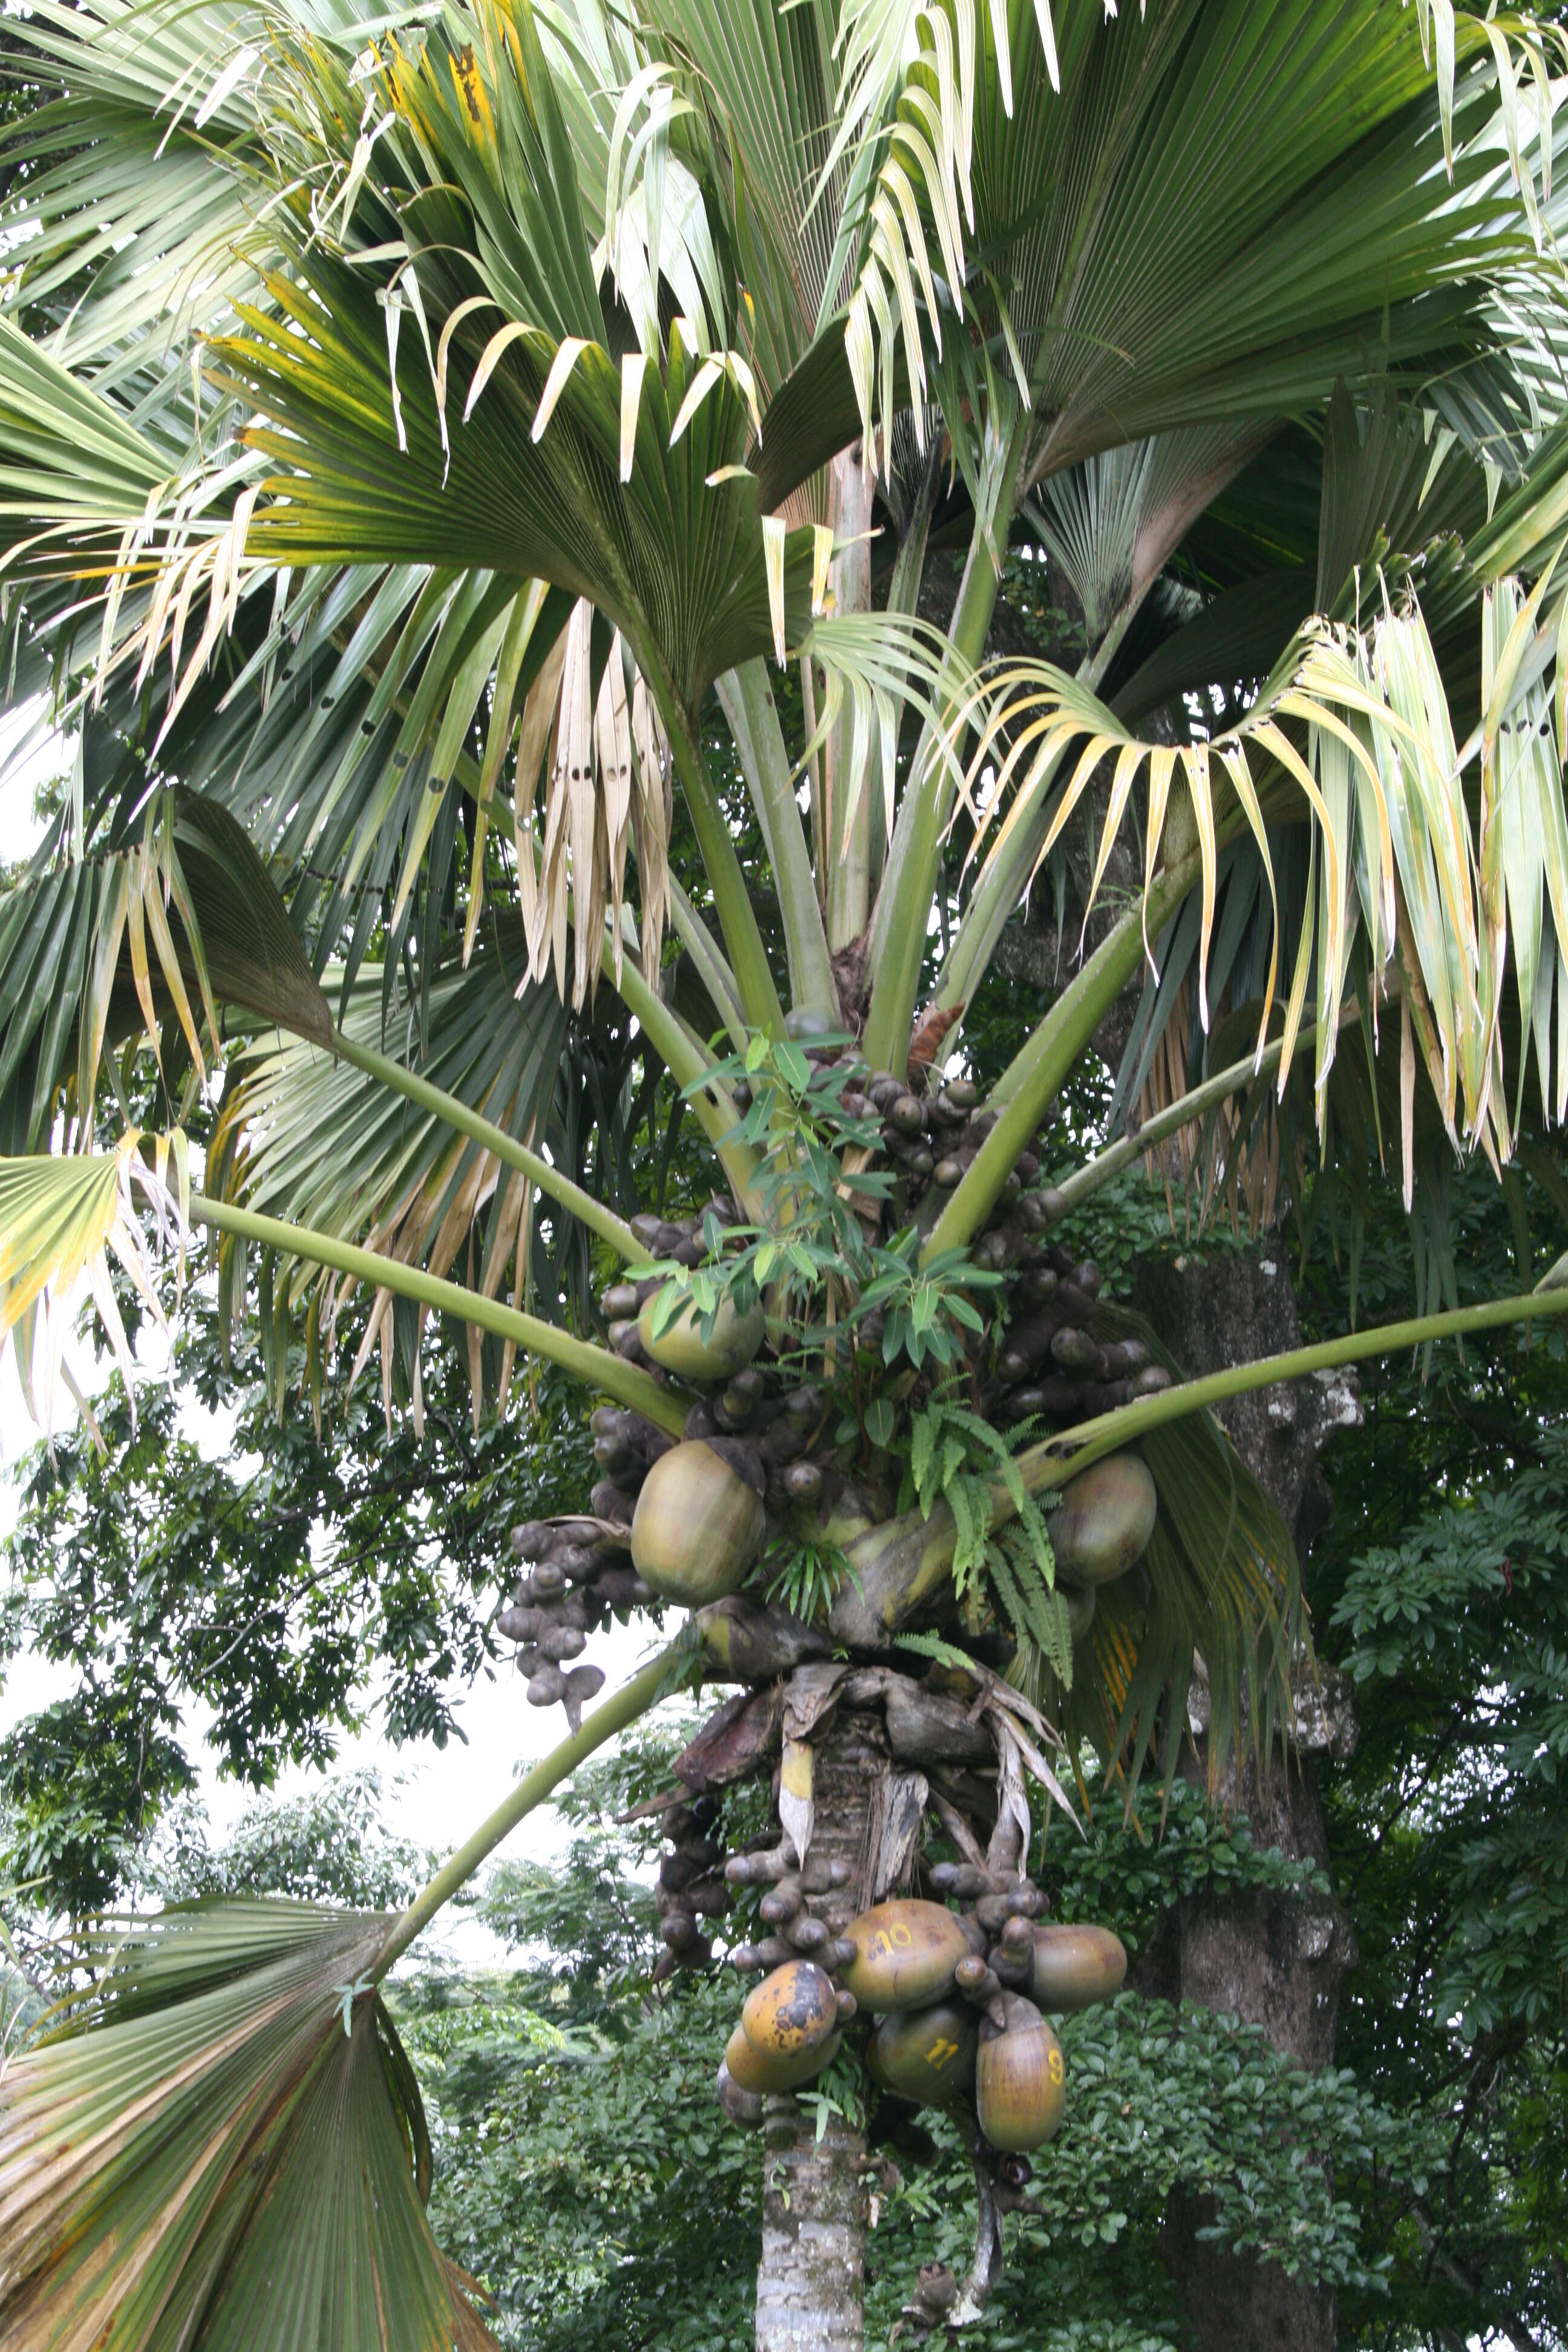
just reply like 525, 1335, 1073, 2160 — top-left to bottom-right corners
4, 1, 1568, 2346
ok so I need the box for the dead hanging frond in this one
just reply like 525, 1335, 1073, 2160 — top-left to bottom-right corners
514, 599, 672, 1008
946, 580, 1568, 1177
0, 1133, 188, 1440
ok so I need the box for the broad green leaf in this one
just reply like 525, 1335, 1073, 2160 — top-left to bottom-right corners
0, 1898, 495, 2352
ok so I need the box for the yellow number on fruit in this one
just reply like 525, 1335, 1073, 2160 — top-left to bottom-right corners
1048, 2048, 1064, 2085
927, 2037, 959, 2066
889, 1922, 913, 1949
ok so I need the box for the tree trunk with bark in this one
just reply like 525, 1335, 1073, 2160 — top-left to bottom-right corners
1132, 1246, 1361, 2352
754, 1700, 921, 2352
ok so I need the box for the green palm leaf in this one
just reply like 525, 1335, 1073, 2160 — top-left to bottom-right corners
0, 790, 328, 1152
0, 1899, 495, 2352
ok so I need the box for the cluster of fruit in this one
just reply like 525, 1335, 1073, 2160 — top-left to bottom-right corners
497, 1517, 650, 1731
980, 1248, 1173, 1431
855, 1070, 1048, 1226
650, 1792, 731, 1981
714, 1886, 1125, 2156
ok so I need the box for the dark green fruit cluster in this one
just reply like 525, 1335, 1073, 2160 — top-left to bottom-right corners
859, 1071, 1049, 1223
979, 1245, 1172, 1429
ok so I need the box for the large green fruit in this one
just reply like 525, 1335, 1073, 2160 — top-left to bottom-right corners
976, 2017, 1066, 2151
867, 2001, 978, 2105
740, 1959, 838, 2063
1051, 1452, 1158, 1587
638, 1287, 765, 1381
840, 1900, 971, 2013
725, 2020, 842, 2096
1028, 1924, 1127, 2011
630, 1442, 766, 1605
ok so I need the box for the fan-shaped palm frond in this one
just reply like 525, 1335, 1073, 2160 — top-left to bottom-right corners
0, 1136, 181, 1431
0, 1898, 496, 2352
0, 789, 328, 1153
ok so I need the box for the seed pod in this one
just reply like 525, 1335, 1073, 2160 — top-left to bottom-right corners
631, 1440, 768, 1605
1028, 1924, 1127, 2011
560, 1664, 605, 1728
740, 1959, 838, 2052
532, 1562, 567, 1599
929, 1863, 990, 1899
1037, 1187, 1066, 1223
717, 1386, 761, 1432
590, 1480, 640, 1527
638, 1287, 765, 1382
976, 2008, 1066, 2152
1051, 1452, 1158, 1586
685, 1877, 731, 1919
800, 1856, 853, 1895
590, 1403, 624, 1439
954, 1955, 1001, 2007
660, 1849, 707, 1893
660, 1911, 700, 1951
1063, 1581, 1097, 1642
538, 1623, 587, 1662
890, 1093, 924, 1134
973, 1883, 1045, 1933
834, 1987, 858, 2022
496, 1604, 543, 1644
716, 2060, 766, 2128
1130, 1364, 1173, 1396
776, 1460, 819, 1511
759, 1879, 803, 1926
933, 1157, 964, 1189
730, 1936, 796, 1973
785, 1384, 823, 1423
740, 1956, 839, 2066
825, 1938, 859, 1970
1071, 1260, 1103, 1299
1050, 1327, 1095, 1371
839, 1900, 972, 2014
592, 1437, 636, 1480
511, 1521, 551, 1561
787, 1914, 831, 1954
868, 2001, 978, 2106
593, 1566, 642, 1613
1032, 1376, 1087, 1420
725, 2019, 842, 2095
992, 1916, 1035, 1988
526, 1664, 567, 1708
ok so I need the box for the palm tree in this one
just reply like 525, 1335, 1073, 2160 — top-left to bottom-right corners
3, 1, 1568, 2345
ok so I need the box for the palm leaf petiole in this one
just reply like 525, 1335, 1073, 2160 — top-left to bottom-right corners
191, 1193, 690, 1432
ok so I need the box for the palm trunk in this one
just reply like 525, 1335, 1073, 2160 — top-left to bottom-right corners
753, 1702, 910, 2352
756, 2100, 867, 2352
1132, 1247, 1360, 2352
